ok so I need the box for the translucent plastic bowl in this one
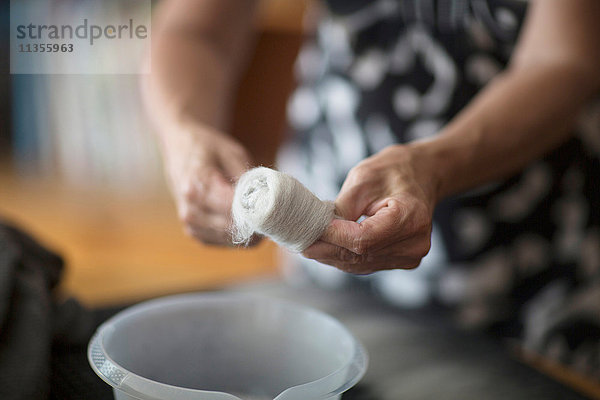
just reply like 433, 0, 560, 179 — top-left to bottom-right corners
88, 293, 368, 400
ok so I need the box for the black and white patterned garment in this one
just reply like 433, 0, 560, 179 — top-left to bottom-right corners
279, 0, 600, 381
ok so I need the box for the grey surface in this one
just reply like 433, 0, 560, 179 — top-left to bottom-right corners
230, 279, 588, 400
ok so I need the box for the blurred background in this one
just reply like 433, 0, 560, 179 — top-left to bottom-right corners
0, 0, 310, 307
1, 1, 599, 398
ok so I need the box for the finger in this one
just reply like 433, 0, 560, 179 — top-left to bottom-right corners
183, 170, 234, 215
204, 172, 235, 214
306, 237, 423, 268
314, 256, 421, 273
310, 258, 382, 275
320, 199, 405, 254
184, 225, 232, 246
303, 240, 364, 264
309, 231, 430, 263
179, 202, 230, 235
320, 218, 360, 243
219, 146, 251, 181
183, 210, 233, 246
334, 183, 372, 221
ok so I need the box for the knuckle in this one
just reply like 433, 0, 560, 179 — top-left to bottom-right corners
182, 184, 197, 203
416, 238, 432, 258
351, 235, 370, 255
403, 211, 431, 239
180, 209, 195, 226
415, 205, 433, 231
419, 218, 433, 235
349, 164, 371, 182
339, 247, 360, 263
334, 246, 346, 260
366, 251, 380, 262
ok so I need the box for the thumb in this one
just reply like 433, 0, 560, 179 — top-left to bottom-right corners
334, 185, 371, 222
202, 169, 236, 214
219, 145, 252, 182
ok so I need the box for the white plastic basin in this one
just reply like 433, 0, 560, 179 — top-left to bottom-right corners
88, 293, 368, 400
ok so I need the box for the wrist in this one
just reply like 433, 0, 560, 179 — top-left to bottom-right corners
159, 115, 221, 156
405, 140, 449, 206
381, 143, 441, 213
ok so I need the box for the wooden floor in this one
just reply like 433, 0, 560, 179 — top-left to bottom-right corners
0, 169, 279, 307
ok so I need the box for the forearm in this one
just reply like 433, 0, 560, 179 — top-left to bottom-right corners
145, 35, 235, 136
412, 63, 600, 202
142, 0, 258, 150
410, 0, 600, 203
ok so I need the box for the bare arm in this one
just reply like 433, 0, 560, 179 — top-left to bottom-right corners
142, 0, 259, 245
305, 0, 600, 273
414, 0, 600, 202
145, 0, 258, 133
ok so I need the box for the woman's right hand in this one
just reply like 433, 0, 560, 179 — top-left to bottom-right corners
160, 123, 253, 245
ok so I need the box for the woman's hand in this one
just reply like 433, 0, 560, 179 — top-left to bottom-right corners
161, 123, 254, 245
143, 0, 260, 245
303, 144, 438, 274
304, 0, 600, 273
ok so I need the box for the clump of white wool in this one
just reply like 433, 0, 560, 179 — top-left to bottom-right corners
232, 167, 334, 252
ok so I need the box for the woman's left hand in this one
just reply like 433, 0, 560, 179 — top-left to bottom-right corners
303, 144, 438, 274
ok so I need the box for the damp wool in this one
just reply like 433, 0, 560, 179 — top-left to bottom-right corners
231, 167, 335, 252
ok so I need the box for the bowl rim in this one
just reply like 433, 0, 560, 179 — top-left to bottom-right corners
87, 291, 368, 400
